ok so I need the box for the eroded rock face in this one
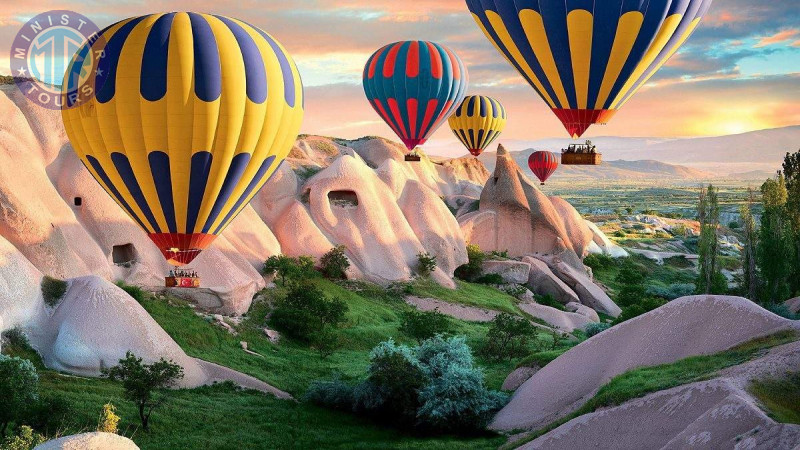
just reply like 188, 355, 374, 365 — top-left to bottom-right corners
517, 302, 595, 332
25, 276, 207, 387
785, 297, 800, 314
459, 144, 576, 258
481, 260, 531, 284
522, 256, 580, 305
34, 432, 139, 450
585, 220, 629, 258
491, 295, 799, 432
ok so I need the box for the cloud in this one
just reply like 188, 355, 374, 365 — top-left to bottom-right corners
754, 29, 800, 48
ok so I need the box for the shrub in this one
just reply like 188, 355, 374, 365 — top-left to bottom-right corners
613, 297, 666, 325
416, 252, 437, 277
414, 336, 508, 433
728, 221, 740, 229
116, 281, 147, 303
41, 276, 67, 307
0, 355, 39, 436
97, 403, 120, 434
583, 253, 615, 271
474, 273, 504, 285
585, 322, 611, 337
535, 294, 566, 311
1, 328, 28, 349
400, 309, 450, 343
311, 329, 344, 359
767, 303, 799, 320
646, 283, 696, 300
614, 230, 626, 238
319, 246, 350, 279
488, 250, 509, 259
102, 352, 184, 432
615, 259, 647, 307
269, 281, 348, 342
262, 254, 316, 286
454, 244, 485, 281
501, 284, 528, 299
482, 313, 537, 360
2, 426, 45, 450
304, 376, 355, 411
22, 394, 72, 437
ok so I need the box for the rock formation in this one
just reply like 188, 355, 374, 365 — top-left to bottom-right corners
34, 432, 139, 450
491, 295, 800, 432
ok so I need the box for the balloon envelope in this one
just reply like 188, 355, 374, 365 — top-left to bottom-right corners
448, 95, 507, 157
528, 151, 559, 184
363, 40, 468, 152
465, 0, 713, 137
62, 12, 304, 265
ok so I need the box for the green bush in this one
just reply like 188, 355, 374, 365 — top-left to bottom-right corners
262, 254, 317, 286
481, 313, 537, 360
474, 273, 504, 285
767, 304, 799, 320
646, 283, 696, 300
102, 352, 184, 432
0, 328, 28, 349
414, 336, 508, 433
319, 246, 350, 280
23, 394, 72, 437
501, 284, 528, 299
614, 230, 626, 238
0, 355, 39, 436
535, 294, 566, 311
305, 336, 507, 434
2, 425, 45, 450
311, 328, 345, 359
116, 281, 147, 303
41, 276, 67, 307
269, 281, 348, 342
583, 253, 615, 271
400, 309, 450, 343
613, 297, 666, 325
454, 244, 485, 281
585, 322, 611, 337
416, 252, 437, 277
615, 259, 647, 307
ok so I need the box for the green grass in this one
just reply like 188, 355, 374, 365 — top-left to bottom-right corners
749, 372, 800, 424
404, 278, 523, 315
509, 330, 798, 447
589, 253, 696, 296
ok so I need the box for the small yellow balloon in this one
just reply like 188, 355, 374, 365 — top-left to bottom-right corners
448, 95, 506, 157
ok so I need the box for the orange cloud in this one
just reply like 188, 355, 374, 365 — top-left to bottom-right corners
754, 29, 800, 47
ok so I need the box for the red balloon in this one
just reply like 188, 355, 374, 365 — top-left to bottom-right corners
528, 151, 558, 185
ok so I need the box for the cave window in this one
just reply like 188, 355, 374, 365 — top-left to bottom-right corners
74, 197, 82, 206
328, 190, 359, 208
112, 243, 137, 265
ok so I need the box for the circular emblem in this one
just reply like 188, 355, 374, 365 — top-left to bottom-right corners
9, 10, 104, 110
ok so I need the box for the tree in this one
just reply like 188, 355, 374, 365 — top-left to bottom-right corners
262, 254, 316, 286
102, 352, 184, 432
697, 185, 724, 294
269, 281, 348, 343
782, 150, 800, 296
416, 252, 437, 277
454, 244, 485, 281
615, 259, 646, 307
739, 188, 760, 300
481, 313, 537, 360
400, 309, 450, 343
0, 355, 39, 436
319, 246, 350, 279
758, 174, 794, 303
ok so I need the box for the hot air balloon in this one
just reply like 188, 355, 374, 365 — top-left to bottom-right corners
62, 12, 304, 267
363, 40, 468, 161
465, 0, 713, 138
528, 151, 559, 185
448, 95, 507, 157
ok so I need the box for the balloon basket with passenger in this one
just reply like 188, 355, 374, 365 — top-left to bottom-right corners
560, 140, 602, 165
404, 150, 422, 162
165, 267, 200, 288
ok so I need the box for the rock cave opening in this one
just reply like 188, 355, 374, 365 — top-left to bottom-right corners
73, 196, 82, 206
328, 190, 359, 208
112, 243, 138, 265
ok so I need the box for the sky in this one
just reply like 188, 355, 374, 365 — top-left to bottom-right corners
2, 0, 799, 156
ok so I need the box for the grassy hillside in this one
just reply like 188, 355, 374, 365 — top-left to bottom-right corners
3, 278, 573, 449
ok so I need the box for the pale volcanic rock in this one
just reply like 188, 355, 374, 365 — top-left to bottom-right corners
517, 302, 596, 332
491, 295, 799, 432
785, 296, 800, 314
250, 162, 300, 226
34, 432, 139, 450
549, 196, 594, 258
481, 259, 531, 284
585, 219, 629, 258
217, 205, 281, 270
270, 200, 335, 259
564, 302, 600, 322
522, 340, 800, 450
438, 155, 491, 186
0, 235, 45, 332
502, 367, 539, 391
550, 259, 621, 317
522, 256, 580, 305
25, 276, 208, 387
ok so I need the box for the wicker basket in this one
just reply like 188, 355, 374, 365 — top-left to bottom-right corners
561, 152, 602, 165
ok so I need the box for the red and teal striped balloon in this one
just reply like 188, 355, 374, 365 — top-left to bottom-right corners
363, 41, 468, 152
528, 151, 559, 185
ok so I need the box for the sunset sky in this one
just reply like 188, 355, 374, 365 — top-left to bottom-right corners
2, 1, 799, 155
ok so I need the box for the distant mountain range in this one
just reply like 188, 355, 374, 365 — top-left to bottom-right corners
472, 126, 799, 178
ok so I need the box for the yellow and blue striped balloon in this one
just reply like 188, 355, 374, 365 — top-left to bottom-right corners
465, 0, 713, 138
61, 12, 304, 266
448, 95, 507, 157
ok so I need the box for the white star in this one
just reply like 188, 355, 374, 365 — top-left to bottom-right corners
16, 67, 27, 76
96, 67, 104, 77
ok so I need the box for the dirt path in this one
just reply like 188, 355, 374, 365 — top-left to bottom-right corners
405, 296, 500, 322
194, 358, 293, 400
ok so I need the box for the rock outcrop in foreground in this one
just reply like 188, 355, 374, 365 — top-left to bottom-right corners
492, 295, 800, 444
34, 432, 138, 450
